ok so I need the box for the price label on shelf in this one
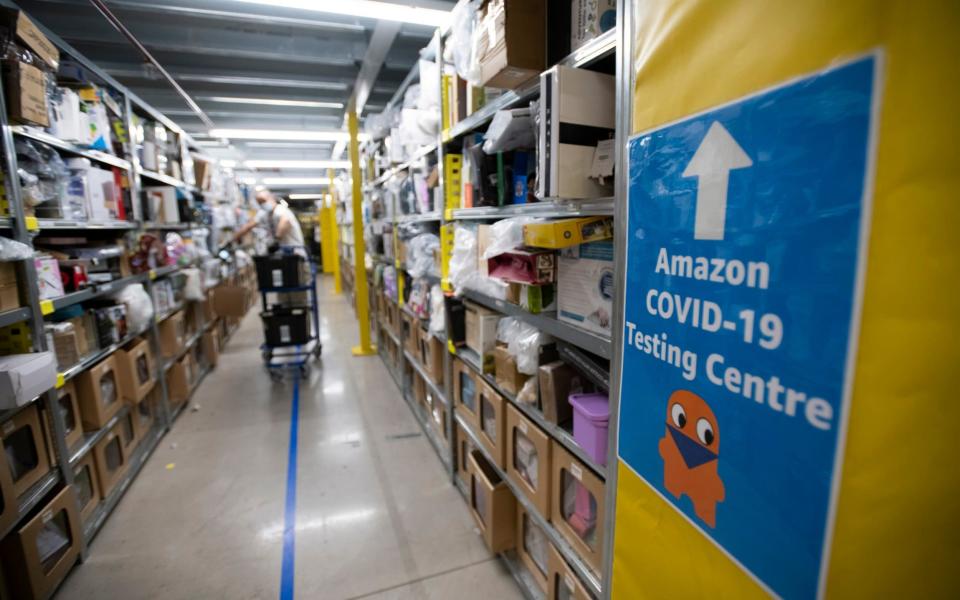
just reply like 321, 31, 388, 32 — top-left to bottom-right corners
40, 299, 54, 315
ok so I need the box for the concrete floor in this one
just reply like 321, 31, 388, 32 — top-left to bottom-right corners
57, 279, 522, 600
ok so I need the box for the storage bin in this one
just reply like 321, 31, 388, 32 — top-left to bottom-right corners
467, 449, 516, 554
115, 337, 155, 404
51, 381, 82, 451
455, 420, 474, 486
254, 254, 304, 289
0, 435, 16, 535
453, 358, 479, 427
547, 543, 591, 600
92, 420, 128, 498
72, 453, 101, 522
550, 441, 605, 574
517, 507, 550, 593
133, 386, 158, 441
1, 404, 51, 497
506, 403, 552, 518
76, 354, 122, 431
569, 392, 610, 466
0, 486, 81, 600
260, 308, 310, 346
477, 378, 506, 469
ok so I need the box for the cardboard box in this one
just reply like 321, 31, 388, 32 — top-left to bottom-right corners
118, 406, 138, 457
115, 337, 155, 404
0, 427, 18, 535
538, 66, 616, 199
506, 403, 552, 517
571, 0, 616, 51
165, 356, 190, 406
401, 310, 419, 357
157, 310, 185, 359
0, 8, 59, 70
0, 352, 57, 410
144, 187, 179, 223
72, 452, 101, 522
504, 282, 555, 314
212, 285, 250, 319
538, 361, 590, 425
413, 370, 428, 410
464, 301, 499, 370
418, 328, 444, 385
76, 354, 123, 431
133, 386, 158, 442
0, 404, 50, 498
550, 441, 606, 574
92, 420, 128, 498
3, 60, 48, 127
557, 241, 614, 335
453, 357, 480, 427
430, 399, 448, 443
52, 381, 83, 451
517, 507, 551, 593
455, 419, 475, 485
547, 542, 592, 600
49, 316, 94, 369
523, 217, 614, 249
0, 487, 80, 600
477, 377, 507, 468
202, 330, 220, 367
467, 450, 516, 553
488, 250, 556, 285
475, 0, 546, 89
494, 345, 529, 396
0, 261, 19, 311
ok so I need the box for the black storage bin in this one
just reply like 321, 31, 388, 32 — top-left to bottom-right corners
261, 308, 310, 346
254, 254, 304, 289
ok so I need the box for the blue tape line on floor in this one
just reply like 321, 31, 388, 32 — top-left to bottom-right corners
280, 377, 300, 600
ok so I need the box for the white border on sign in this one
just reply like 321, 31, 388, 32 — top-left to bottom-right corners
615, 49, 884, 600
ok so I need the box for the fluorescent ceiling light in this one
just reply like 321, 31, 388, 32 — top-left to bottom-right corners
243, 141, 334, 148
289, 194, 328, 200
209, 128, 367, 142
262, 177, 331, 185
245, 160, 351, 169
205, 96, 343, 109
228, 0, 450, 27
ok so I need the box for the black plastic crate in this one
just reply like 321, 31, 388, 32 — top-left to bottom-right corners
254, 254, 304, 289
261, 308, 311, 346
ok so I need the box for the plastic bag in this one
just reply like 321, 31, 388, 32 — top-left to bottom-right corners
182, 268, 204, 301
0, 236, 34, 260
449, 223, 510, 299
483, 108, 535, 153
497, 317, 553, 375
406, 233, 440, 278
429, 284, 445, 335
418, 59, 440, 110
448, 0, 481, 85
114, 283, 154, 332
482, 216, 541, 260
517, 376, 538, 406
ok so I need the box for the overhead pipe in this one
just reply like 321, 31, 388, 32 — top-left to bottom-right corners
87, 0, 215, 129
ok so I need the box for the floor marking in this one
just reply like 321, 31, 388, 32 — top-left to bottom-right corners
279, 377, 300, 600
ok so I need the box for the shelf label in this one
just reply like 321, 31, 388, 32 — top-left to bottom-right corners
616, 55, 879, 599
39, 299, 54, 315
149, 269, 157, 280
56, 373, 65, 388
25, 216, 38, 231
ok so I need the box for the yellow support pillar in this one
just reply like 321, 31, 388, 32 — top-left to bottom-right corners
319, 203, 334, 275
348, 111, 375, 356
328, 169, 342, 294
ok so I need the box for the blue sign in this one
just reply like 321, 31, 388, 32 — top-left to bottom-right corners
617, 55, 879, 599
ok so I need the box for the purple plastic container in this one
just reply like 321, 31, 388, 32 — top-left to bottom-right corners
569, 392, 610, 466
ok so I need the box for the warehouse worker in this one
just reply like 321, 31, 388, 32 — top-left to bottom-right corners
233, 189, 305, 253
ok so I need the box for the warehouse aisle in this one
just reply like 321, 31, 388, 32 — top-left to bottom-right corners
56, 279, 522, 600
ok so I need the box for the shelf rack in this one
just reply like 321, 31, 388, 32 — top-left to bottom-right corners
11, 125, 132, 170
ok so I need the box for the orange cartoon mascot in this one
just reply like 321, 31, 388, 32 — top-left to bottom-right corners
658, 389, 725, 528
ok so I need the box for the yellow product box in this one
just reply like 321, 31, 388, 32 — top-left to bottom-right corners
522, 217, 613, 249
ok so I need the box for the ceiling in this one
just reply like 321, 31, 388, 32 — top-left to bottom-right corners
17, 0, 453, 189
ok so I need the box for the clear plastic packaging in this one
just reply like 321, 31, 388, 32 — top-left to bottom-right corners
429, 284, 445, 335
449, 223, 510, 298
513, 428, 539, 489
405, 233, 440, 278
418, 59, 440, 110
0, 236, 34, 260
560, 469, 598, 550
114, 283, 154, 332
481, 216, 541, 260
448, 0, 482, 85
496, 317, 553, 375
482, 108, 535, 154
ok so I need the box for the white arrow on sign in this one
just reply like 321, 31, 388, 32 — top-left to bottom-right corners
682, 121, 753, 241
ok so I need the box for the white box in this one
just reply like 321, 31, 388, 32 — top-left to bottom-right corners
537, 66, 615, 200
571, 0, 617, 51
557, 241, 614, 335
0, 352, 57, 409
33, 255, 64, 300
49, 87, 82, 142
145, 187, 179, 223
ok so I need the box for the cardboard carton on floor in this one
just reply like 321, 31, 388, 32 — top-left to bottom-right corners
516, 507, 551, 593
506, 403, 552, 518
76, 354, 123, 431
0, 487, 80, 600
550, 441, 606, 574
467, 450, 516, 553
0, 404, 51, 498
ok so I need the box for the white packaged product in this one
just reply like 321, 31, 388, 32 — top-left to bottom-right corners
114, 283, 154, 333
557, 241, 614, 335
0, 352, 57, 409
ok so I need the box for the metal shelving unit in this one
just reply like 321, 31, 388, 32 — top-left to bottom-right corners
68, 404, 131, 466
403, 348, 448, 408
451, 198, 614, 220
11, 125, 132, 170
0, 306, 30, 328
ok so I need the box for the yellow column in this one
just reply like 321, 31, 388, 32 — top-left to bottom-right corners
348, 111, 375, 356
328, 169, 342, 294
